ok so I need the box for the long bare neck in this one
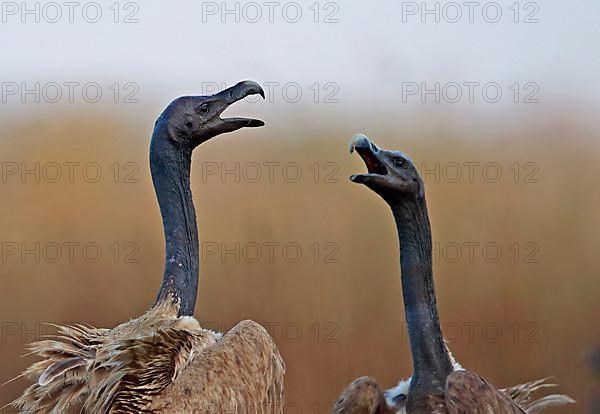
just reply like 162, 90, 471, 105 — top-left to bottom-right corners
150, 127, 199, 316
390, 196, 452, 409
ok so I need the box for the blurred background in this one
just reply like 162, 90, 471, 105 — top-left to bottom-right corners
1, 0, 599, 412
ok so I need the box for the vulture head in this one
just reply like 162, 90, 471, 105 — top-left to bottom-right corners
349, 133, 424, 202
155, 80, 265, 149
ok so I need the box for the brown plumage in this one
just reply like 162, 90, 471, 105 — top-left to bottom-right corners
332, 134, 574, 414
331, 377, 394, 414
333, 373, 574, 414
148, 317, 285, 413
14, 302, 284, 413
11, 82, 285, 413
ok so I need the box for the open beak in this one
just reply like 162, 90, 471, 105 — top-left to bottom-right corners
349, 134, 388, 183
213, 80, 265, 129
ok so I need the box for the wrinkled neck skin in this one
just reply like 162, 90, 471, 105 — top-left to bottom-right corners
150, 125, 199, 317
390, 195, 452, 411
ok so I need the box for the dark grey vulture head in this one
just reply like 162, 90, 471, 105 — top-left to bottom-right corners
154, 80, 265, 149
349, 133, 425, 202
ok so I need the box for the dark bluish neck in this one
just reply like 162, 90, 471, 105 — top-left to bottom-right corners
390, 196, 452, 403
150, 129, 198, 316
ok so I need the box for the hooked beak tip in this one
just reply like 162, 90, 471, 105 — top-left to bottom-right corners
349, 133, 370, 154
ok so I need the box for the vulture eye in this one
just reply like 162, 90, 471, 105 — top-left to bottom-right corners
394, 158, 405, 168
198, 103, 210, 113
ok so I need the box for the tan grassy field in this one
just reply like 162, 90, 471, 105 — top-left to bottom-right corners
0, 111, 598, 413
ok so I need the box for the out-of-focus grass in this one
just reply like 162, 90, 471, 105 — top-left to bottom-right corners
0, 113, 597, 413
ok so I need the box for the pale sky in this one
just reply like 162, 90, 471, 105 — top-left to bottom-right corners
1, 0, 599, 118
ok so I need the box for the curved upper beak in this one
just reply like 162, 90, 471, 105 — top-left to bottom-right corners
214, 80, 265, 104
211, 80, 265, 129
349, 133, 375, 154
349, 134, 388, 180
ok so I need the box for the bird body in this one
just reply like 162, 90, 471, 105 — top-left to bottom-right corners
12, 81, 285, 413
333, 134, 573, 414
334, 373, 547, 414
16, 301, 284, 413
148, 318, 285, 413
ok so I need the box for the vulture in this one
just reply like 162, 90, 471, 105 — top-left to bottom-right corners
331, 134, 573, 414
11, 81, 285, 413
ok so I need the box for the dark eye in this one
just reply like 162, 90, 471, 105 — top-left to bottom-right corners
185, 121, 193, 128
394, 158, 405, 167
198, 103, 210, 113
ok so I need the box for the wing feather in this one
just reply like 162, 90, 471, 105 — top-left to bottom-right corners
148, 320, 286, 414
501, 378, 574, 413
11, 308, 220, 413
444, 370, 525, 414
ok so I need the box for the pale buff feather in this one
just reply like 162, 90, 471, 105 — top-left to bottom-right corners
501, 377, 575, 413
12, 301, 284, 413
147, 319, 286, 414
11, 303, 224, 413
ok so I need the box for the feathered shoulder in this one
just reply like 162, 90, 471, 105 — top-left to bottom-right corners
13, 302, 219, 413
147, 319, 286, 414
